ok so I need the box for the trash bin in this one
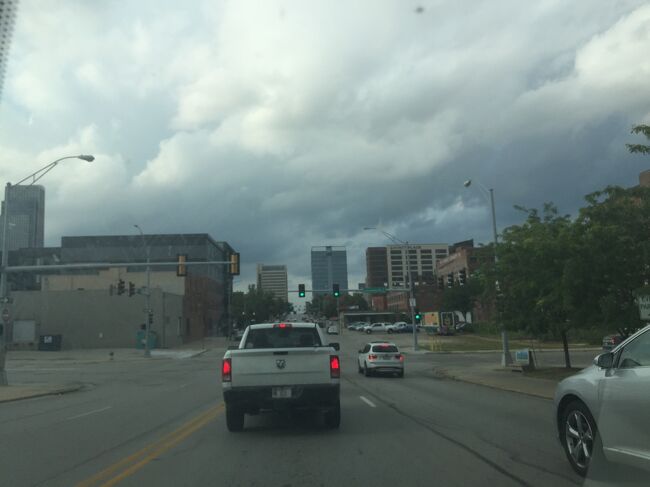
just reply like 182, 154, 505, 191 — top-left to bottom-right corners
38, 334, 63, 351
136, 330, 158, 350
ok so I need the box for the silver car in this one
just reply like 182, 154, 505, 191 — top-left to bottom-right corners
357, 341, 404, 377
554, 325, 650, 477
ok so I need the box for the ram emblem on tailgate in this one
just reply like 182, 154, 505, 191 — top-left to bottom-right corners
276, 359, 286, 369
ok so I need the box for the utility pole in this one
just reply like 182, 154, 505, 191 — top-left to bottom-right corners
134, 225, 151, 358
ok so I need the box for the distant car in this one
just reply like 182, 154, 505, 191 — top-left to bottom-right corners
347, 322, 367, 331
363, 323, 389, 334
554, 324, 650, 476
396, 324, 421, 333
602, 334, 624, 351
386, 322, 407, 333
326, 325, 339, 335
357, 341, 404, 377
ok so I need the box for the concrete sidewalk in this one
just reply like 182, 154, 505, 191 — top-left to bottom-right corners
432, 364, 572, 399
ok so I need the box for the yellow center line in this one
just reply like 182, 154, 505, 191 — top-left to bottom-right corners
75, 403, 224, 487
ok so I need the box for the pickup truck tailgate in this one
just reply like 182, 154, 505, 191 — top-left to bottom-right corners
231, 348, 333, 387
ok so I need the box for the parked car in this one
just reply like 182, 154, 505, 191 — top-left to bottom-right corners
554, 324, 650, 476
396, 323, 421, 333
363, 323, 389, 334
602, 334, 624, 351
386, 322, 407, 333
348, 321, 368, 331
357, 341, 404, 377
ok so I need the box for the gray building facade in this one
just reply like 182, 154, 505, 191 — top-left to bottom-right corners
257, 264, 288, 301
1, 185, 45, 251
311, 246, 348, 295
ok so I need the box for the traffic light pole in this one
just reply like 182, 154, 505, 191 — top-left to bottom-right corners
134, 225, 152, 358
405, 241, 418, 351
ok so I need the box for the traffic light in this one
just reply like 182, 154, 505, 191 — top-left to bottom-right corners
148, 312, 153, 325
177, 254, 187, 277
298, 284, 306, 298
128, 282, 136, 297
414, 309, 422, 323
229, 252, 240, 276
437, 277, 444, 290
446, 273, 453, 288
117, 279, 125, 295
332, 283, 340, 298
459, 268, 467, 286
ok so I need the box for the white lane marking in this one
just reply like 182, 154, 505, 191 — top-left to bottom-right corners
66, 406, 112, 421
359, 396, 377, 408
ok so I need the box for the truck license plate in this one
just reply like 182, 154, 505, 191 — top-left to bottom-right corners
272, 387, 292, 399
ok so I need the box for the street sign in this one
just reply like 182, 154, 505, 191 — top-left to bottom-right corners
363, 287, 387, 294
515, 349, 530, 364
638, 295, 650, 321
2, 308, 9, 323
409, 298, 416, 307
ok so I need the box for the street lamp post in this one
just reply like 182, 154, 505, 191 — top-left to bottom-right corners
134, 225, 152, 358
0, 155, 94, 386
364, 227, 418, 351
463, 179, 512, 366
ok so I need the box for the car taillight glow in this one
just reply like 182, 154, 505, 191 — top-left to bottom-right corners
368, 354, 377, 360
396, 354, 404, 362
222, 358, 232, 382
330, 355, 340, 378
274, 323, 291, 329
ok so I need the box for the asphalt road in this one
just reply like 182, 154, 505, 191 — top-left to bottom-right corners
0, 335, 646, 487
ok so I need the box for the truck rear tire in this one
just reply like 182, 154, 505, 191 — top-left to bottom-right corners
324, 401, 341, 429
226, 406, 244, 432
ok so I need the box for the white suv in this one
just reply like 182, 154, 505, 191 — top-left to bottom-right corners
357, 341, 404, 377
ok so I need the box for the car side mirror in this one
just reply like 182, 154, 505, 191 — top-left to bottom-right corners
594, 352, 614, 369
329, 343, 340, 351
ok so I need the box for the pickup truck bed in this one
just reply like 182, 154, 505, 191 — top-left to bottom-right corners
222, 323, 341, 431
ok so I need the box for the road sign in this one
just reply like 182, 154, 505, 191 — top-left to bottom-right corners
2, 308, 9, 323
409, 298, 416, 307
638, 295, 650, 321
363, 287, 386, 294
515, 349, 530, 364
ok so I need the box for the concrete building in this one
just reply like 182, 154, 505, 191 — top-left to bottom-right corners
256, 264, 288, 301
311, 246, 348, 296
6, 233, 238, 348
387, 243, 448, 288
0, 0, 18, 100
0, 185, 45, 251
365, 247, 388, 288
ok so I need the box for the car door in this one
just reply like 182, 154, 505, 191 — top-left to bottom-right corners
598, 329, 650, 468
358, 344, 370, 368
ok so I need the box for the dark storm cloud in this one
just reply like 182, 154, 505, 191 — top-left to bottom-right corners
0, 0, 648, 294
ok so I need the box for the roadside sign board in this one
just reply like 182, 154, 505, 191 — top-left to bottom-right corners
639, 295, 650, 321
515, 349, 530, 364
1, 308, 9, 323
363, 287, 387, 294
409, 298, 416, 308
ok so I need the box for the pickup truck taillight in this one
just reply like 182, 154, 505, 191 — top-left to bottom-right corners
330, 355, 340, 378
222, 358, 232, 382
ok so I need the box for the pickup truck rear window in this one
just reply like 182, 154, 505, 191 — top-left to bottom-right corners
244, 328, 323, 349
371, 345, 398, 353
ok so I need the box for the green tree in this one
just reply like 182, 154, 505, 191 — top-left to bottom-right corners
565, 186, 650, 338
626, 124, 650, 154
230, 285, 292, 327
493, 203, 577, 367
440, 278, 483, 318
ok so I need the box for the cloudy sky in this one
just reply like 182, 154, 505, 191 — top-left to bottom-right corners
0, 0, 649, 299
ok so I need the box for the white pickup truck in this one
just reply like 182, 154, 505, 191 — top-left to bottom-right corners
221, 322, 341, 432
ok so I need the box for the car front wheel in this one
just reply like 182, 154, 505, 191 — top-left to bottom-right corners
560, 400, 600, 477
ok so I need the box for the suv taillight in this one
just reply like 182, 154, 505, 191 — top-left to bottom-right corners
330, 355, 340, 378
368, 354, 377, 361
396, 354, 404, 362
222, 358, 232, 382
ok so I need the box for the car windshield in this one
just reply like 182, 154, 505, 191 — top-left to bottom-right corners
1, 1, 649, 486
244, 327, 322, 349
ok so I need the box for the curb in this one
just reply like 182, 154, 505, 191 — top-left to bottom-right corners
0, 383, 84, 404
432, 368, 555, 400
406, 348, 601, 355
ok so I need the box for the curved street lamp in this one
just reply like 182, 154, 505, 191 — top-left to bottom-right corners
0, 154, 95, 385
464, 179, 512, 366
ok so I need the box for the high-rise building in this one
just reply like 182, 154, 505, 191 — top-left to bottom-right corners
365, 247, 388, 288
0, 185, 45, 251
387, 243, 449, 288
311, 246, 348, 296
0, 0, 18, 101
257, 264, 288, 302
